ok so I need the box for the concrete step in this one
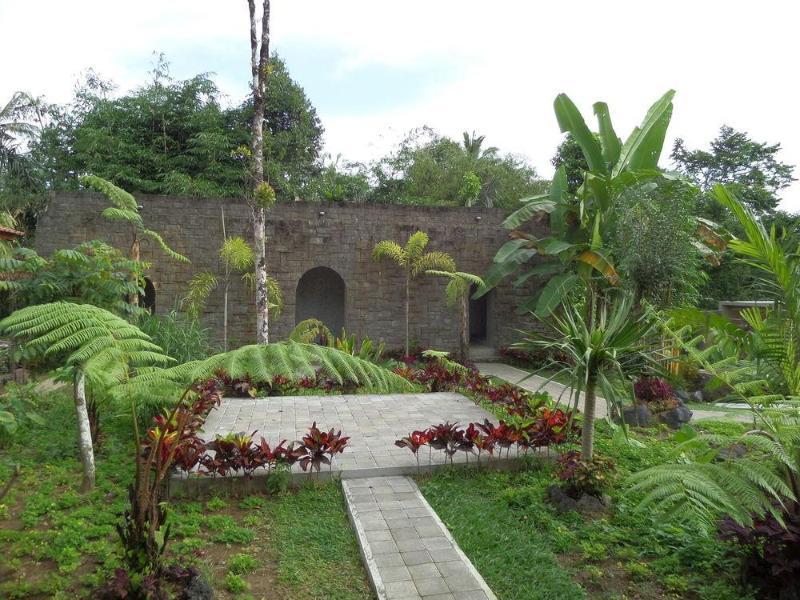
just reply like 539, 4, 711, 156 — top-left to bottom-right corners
342, 476, 496, 600
468, 344, 500, 362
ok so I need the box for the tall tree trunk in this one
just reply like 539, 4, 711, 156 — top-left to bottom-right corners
221, 206, 229, 351
460, 292, 469, 362
74, 371, 96, 492
248, 0, 271, 344
581, 373, 597, 459
404, 273, 410, 357
254, 208, 269, 343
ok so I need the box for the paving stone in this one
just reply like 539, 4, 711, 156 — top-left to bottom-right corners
408, 563, 441, 580
371, 540, 399, 555
401, 550, 432, 566
392, 527, 422, 542
374, 553, 405, 568
384, 580, 419, 599
445, 575, 481, 592
415, 577, 450, 596
382, 565, 412, 583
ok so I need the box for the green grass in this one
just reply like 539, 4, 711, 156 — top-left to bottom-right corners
417, 422, 751, 600
0, 387, 370, 599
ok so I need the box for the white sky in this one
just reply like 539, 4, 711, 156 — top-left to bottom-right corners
1, 0, 798, 210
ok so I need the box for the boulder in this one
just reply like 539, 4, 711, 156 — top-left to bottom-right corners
547, 485, 610, 517
690, 390, 704, 403
184, 576, 214, 600
576, 494, 607, 517
622, 404, 654, 427
547, 484, 578, 513
657, 403, 693, 429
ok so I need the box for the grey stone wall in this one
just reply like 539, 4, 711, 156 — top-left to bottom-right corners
36, 193, 547, 352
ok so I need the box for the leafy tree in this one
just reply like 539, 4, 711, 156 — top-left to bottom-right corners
369, 127, 545, 208
518, 292, 655, 458
551, 134, 588, 193
608, 179, 706, 308
373, 231, 455, 356
0, 241, 145, 319
672, 126, 796, 216
0, 302, 174, 491
30, 56, 321, 204
425, 270, 484, 361
305, 154, 370, 203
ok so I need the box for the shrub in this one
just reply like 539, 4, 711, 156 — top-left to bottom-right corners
555, 451, 615, 498
0, 382, 44, 446
224, 572, 249, 593
228, 553, 259, 576
138, 309, 214, 364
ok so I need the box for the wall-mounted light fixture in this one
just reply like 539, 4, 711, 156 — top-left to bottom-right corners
138, 204, 144, 210
475, 215, 482, 222
318, 210, 326, 217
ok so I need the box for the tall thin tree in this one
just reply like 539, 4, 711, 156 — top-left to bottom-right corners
247, 0, 274, 344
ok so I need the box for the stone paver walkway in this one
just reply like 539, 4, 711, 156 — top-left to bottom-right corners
476, 362, 610, 418
199, 392, 510, 478
343, 476, 496, 600
477, 362, 753, 423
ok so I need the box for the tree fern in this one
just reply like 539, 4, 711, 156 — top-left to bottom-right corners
119, 341, 414, 405
0, 302, 174, 491
289, 318, 333, 344
81, 175, 189, 264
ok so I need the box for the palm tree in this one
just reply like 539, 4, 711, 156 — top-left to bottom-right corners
426, 270, 484, 361
0, 92, 36, 163
183, 234, 283, 351
0, 302, 174, 491
461, 131, 498, 162
373, 231, 455, 356
518, 291, 656, 459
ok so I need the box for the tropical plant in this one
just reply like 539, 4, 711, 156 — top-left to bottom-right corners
138, 309, 214, 364
426, 270, 484, 361
183, 234, 283, 350
373, 230, 455, 356
0, 240, 145, 319
626, 186, 800, 597
481, 90, 724, 318
0, 382, 44, 446
556, 450, 616, 498
0, 302, 174, 490
81, 175, 188, 309
516, 291, 657, 458
289, 318, 333, 344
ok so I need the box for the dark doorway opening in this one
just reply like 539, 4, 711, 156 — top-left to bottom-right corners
469, 285, 488, 343
140, 278, 156, 314
295, 267, 346, 335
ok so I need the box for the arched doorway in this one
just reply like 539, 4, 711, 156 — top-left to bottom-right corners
140, 278, 156, 314
295, 267, 345, 335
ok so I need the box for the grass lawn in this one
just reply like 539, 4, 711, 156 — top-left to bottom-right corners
0, 388, 370, 599
417, 420, 751, 600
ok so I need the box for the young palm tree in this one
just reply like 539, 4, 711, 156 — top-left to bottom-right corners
183, 235, 283, 351
0, 302, 174, 491
426, 270, 484, 361
518, 291, 656, 459
373, 231, 455, 356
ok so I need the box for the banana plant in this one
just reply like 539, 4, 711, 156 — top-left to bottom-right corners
481, 90, 725, 318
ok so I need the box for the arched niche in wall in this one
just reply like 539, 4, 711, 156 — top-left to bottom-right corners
140, 277, 156, 314
295, 267, 345, 335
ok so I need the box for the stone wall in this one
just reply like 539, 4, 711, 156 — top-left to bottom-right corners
36, 193, 547, 352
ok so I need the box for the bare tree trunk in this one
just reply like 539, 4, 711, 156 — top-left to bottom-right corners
248, 0, 271, 344
221, 206, 229, 351
460, 292, 469, 362
404, 274, 410, 357
74, 371, 96, 492
581, 374, 597, 460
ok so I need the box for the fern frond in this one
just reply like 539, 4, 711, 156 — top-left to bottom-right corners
413, 251, 456, 276
372, 240, 406, 267
289, 318, 333, 344
220, 237, 254, 272
182, 272, 218, 319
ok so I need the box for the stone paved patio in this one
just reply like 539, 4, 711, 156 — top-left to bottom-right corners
343, 476, 496, 600
198, 392, 511, 478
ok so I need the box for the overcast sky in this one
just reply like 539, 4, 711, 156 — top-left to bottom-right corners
2, 0, 798, 210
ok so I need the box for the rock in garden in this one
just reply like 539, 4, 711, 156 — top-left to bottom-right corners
622, 404, 653, 427
547, 484, 578, 513
657, 404, 693, 429
184, 576, 214, 600
576, 493, 607, 517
